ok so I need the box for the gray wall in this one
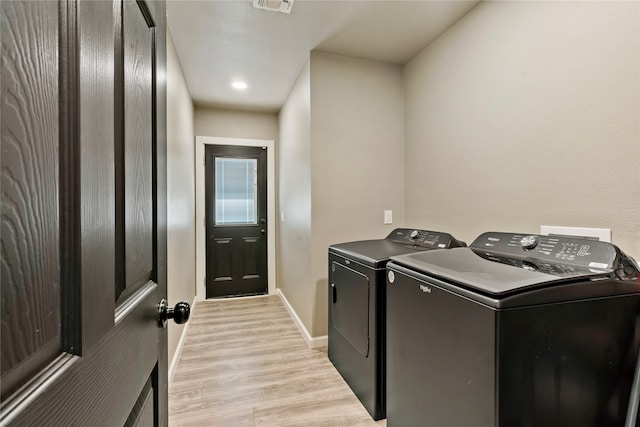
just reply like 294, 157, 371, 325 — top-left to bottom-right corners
195, 107, 278, 141
404, 1, 640, 258
278, 53, 405, 337
309, 52, 405, 336
278, 60, 313, 333
166, 28, 195, 368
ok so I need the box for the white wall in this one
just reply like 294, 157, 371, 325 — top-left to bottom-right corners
278, 60, 314, 335
404, 1, 640, 258
309, 52, 405, 336
195, 107, 278, 141
166, 28, 195, 372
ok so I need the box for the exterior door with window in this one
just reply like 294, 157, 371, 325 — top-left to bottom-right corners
205, 145, 268, 298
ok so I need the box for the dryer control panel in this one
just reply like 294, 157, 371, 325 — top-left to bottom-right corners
387, 228, 466, 249
470, 232, 619, 271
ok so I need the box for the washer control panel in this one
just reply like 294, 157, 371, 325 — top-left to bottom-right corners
386, 228, 466, 249
471, 232, 618, 271
520, 235, 539, 250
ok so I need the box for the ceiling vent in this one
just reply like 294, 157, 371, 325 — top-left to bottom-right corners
252, 0, 294, 14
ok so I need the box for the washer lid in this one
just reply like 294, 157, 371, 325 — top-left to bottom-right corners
329, 240, 422, 268
390, 247, 610, 296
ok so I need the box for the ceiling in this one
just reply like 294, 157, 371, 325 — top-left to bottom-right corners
166, 0, 480, 112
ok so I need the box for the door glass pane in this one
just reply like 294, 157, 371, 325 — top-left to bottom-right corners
215, 157, 257, 225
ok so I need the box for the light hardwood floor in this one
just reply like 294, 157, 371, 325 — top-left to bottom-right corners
169, 295, 387, 427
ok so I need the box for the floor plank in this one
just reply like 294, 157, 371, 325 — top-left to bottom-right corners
169, 295, 386, 426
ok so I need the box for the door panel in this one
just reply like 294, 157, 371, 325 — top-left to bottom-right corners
205, 145, 268, 298
0, 0, 61, 397
212, 238, 233, 281
77, 0, 117, 352
0, 0, 169, 425
122, 0, 154, 295
242, 237, 261, 278
124, 371, 154, 427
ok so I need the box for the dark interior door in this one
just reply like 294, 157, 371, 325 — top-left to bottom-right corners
1, 0, 168, 425
205, 145, 268, 298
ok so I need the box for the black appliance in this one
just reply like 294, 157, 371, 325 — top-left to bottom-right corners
386, 232, 640, 427
328, 228, 466, 420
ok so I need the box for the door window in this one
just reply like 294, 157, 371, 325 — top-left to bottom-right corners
215, 157, 257, 225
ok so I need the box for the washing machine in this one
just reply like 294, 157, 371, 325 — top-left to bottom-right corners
386, 231, 640, 427
328, 228, 466, 420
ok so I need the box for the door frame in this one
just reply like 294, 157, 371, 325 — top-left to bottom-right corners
195, 136, 276, 300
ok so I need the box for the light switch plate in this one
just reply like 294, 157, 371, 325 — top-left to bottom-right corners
540, 225, 611, 242
384, 210, 393, 225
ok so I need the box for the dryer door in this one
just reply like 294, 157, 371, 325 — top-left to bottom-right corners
331, 261, 370, 358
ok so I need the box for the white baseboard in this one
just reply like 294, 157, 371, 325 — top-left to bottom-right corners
196, 293, 272, 303
276, 289, 328, 349
168, 295, 197, 384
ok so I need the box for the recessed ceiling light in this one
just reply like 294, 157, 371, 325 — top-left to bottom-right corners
232, 81, 248, 90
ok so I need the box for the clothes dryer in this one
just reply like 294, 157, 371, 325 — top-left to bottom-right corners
328, 228, 465, 420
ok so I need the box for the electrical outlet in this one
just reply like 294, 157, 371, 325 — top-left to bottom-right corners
540, 225, 611, 242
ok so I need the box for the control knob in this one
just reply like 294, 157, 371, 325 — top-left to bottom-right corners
520, 235, 539, 250
409, 230, 420, 239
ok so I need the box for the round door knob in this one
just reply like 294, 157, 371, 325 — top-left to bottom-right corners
158, 299, 191, 328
